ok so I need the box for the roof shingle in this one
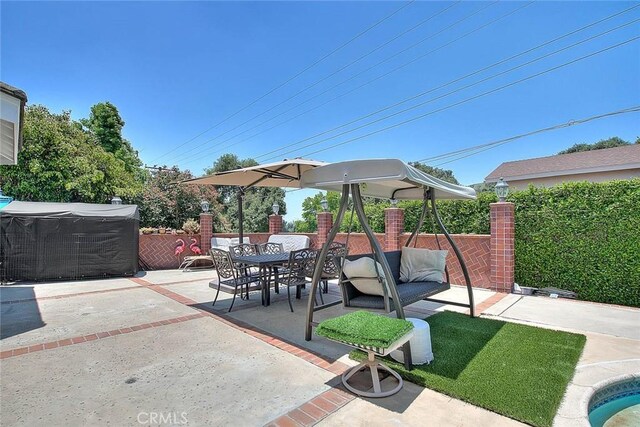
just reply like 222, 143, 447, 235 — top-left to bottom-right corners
485, 144, 640, 182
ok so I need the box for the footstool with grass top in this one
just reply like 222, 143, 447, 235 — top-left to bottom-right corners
316, 311, 414, 398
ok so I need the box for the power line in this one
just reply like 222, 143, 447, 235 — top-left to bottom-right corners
409, 106, 640, 167
208, 1, 524, 163
186, 1, 466, 149
247, 9, 639, 163
177, 1, 524, 165
297, 35, 640, 159
255, 20, 639, 162
149, 0, 415, 163
171, 1, 483, 165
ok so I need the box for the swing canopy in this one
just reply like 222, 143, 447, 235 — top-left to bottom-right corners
300, 159, 476, 200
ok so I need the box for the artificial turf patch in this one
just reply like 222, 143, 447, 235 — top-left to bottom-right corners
316, 310, 413, 349
350, 311, 586, 427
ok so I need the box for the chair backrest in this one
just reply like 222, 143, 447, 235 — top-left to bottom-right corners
210, 248, 236, 280
323, 242, 348, 277
258, 242, 284, 255
229, 243, 259, 257
288, 248, 318, 279
211, 237, 232, 251
267, 234, 310, 252
230, 237, 251, 245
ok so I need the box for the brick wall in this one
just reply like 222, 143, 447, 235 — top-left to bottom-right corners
139, 234, 203, 270
490, 202, 515, 293
400, 233, 491, 288
384, 208, 404, 251
316, 212, 333, 248
268, 215, 283, 235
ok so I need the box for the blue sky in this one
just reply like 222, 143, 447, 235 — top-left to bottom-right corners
2, 1, 639, 220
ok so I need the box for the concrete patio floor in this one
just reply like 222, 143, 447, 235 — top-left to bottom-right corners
1, 269, 638, 426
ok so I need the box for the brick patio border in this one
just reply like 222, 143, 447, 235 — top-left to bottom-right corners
0, 285, 142, 305
0, 313, 206, 359
266, 387, 356, 427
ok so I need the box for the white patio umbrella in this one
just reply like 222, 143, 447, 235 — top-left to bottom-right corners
184, 158, 328, 240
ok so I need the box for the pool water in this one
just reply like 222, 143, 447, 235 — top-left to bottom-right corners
589, 393, 640, 427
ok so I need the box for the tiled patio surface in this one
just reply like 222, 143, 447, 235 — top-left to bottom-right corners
1, 269, 638, 426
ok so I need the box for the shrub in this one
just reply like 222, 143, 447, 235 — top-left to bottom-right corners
182, 218, 200, 234
512, 180, 640, 307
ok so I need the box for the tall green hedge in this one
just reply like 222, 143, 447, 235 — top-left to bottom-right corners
317, 180, 640, 307
334, 192, 497, 234
512, 180, 640, 307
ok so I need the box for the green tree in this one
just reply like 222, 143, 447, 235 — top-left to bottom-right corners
0, 105, 142, 202
204, 153, 287, 232
557, 136, 634, 155
81, 102, 144, 180
135, 166, 227, 230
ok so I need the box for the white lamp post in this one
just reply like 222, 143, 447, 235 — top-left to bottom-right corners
111, 196, 122, 205
320, 197, 329, 212
495, 177, 509, 202
200, 200, 210, 213
272, 203, 280, 215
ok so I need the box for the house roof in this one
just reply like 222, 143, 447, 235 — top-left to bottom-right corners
485, 144, 640, 182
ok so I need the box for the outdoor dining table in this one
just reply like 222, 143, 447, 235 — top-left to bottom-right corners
231, 252, 290, 307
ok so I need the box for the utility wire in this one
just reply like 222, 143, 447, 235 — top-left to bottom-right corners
171, 1, 487, 165
187, 1, 465, 149
256, 20, 639, 161
297, 36, 640, 159
149, 0, 415, 163
244, 5, 639, 163
409, 106, 640, 167
193, 1, 525, 164
177, 1, 522, 165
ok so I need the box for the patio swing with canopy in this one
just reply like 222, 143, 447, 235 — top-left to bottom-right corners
300, 159, 477, 370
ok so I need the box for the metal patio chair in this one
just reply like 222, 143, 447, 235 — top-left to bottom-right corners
275, 248, 319, 312
209, 248, 262, 312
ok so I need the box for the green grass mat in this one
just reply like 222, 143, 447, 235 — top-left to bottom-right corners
317, 311, 413, 349
351, 311, 585, 427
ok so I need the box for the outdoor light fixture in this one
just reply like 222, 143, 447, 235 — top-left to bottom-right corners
200, 200, 210, 213
111, 196, 122, 205
0, 82, 28, 166
495, 177, 509, 202
320, 197, 329, 212
390, 198, 398, 207
272, 202, 280, 215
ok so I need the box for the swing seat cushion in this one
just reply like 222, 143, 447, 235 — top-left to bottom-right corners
316, 310, 413, 350
343, 251, 451, 310
349, 281, 450, 310
343, 257, 387, 296
400, 247, 448, 283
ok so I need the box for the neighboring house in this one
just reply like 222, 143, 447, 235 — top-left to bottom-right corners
0, 82, 28, 166
485, 144, 640, 190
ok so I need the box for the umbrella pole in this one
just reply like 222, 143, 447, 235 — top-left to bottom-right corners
237, 188, 244, 242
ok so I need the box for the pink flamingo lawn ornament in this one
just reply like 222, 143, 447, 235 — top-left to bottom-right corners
189, 238, 202, 255
175, 239, 186, 257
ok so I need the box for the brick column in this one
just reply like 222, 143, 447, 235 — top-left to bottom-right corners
490, 202, 515, 293
384, 208, 404, 252
200, 213, 213, 254
316, 211, 333, 248
268, 214, 283, 235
